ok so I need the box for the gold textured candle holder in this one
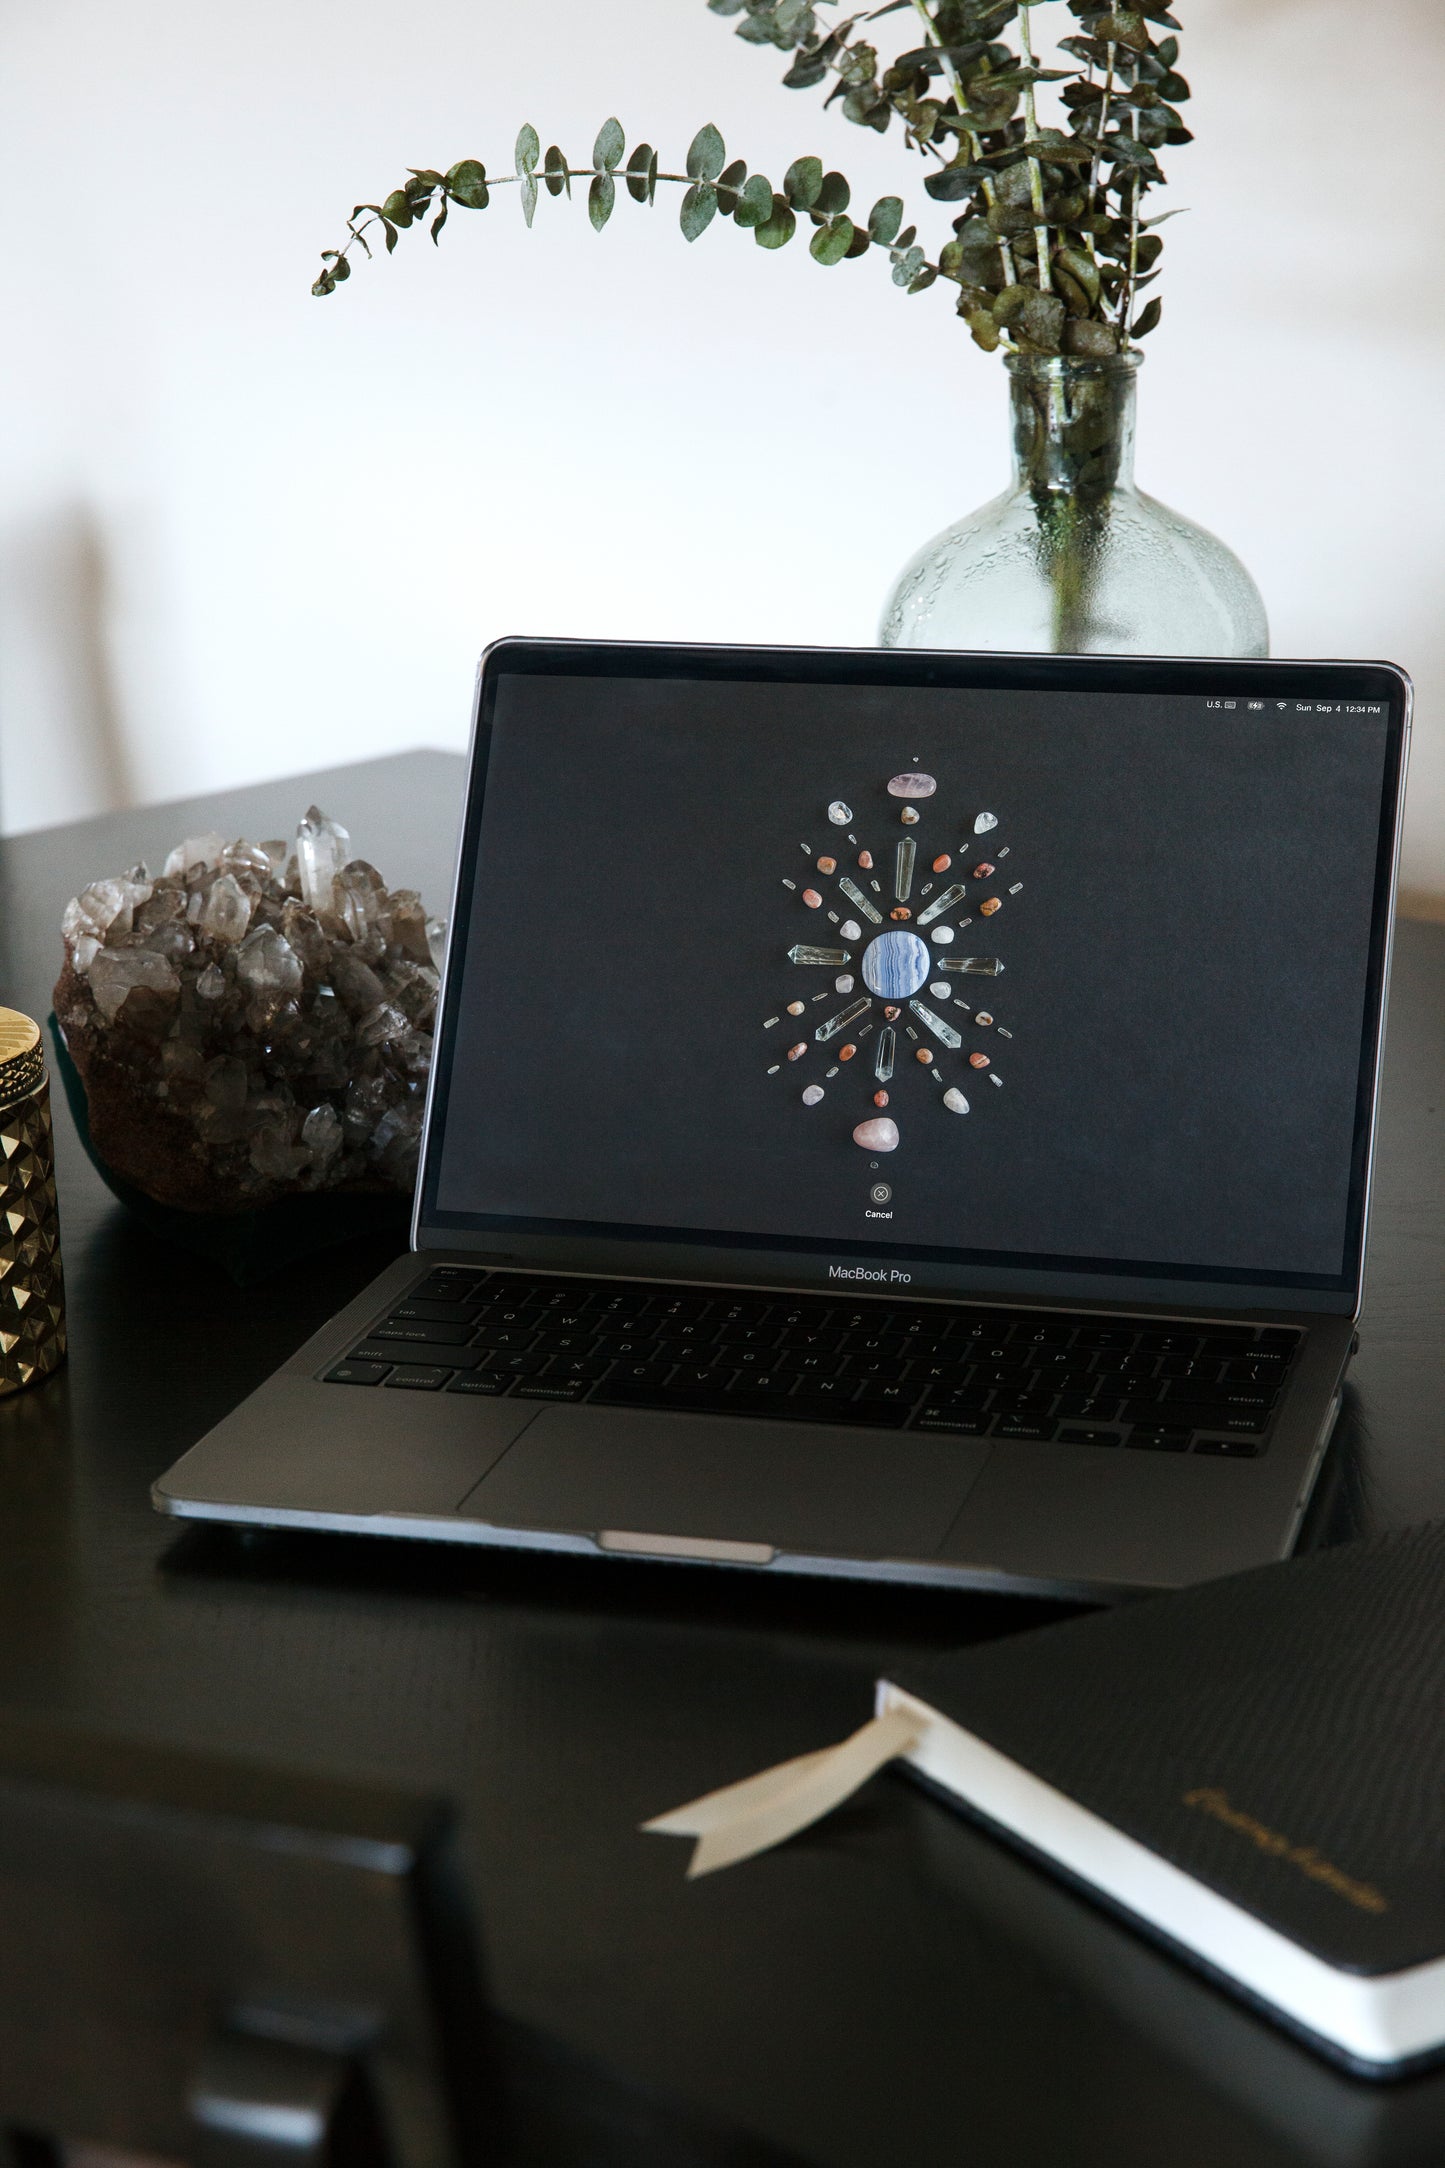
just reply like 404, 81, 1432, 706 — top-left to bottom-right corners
0, 1008, 66, 1395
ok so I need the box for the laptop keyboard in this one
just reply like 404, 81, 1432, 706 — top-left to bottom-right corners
322, 1268, 1301, 1458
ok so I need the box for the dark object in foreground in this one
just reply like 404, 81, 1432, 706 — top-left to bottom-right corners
0, 1715, 496, 2165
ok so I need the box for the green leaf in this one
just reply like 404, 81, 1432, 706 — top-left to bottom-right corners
330, 255, 350, 280
1130, 296, 1162, 337
1093, 10, 1149, 51
381, 190, 414, 228
1053, 244, 1101, 304
445, 159, 490, 209
814, 170, 851, 216
890, 244, 925, 287
783, 155, 823, 210
429, 203, 447, 244
754, 193, 798, 249
594, 118, 625, 173
543, 145, 570, 198
686, 123, 726, 182
626, 144, 658, 204
810, 215, 856, 265
381, 218, 399, 255
515, 124, 540, 174
734, 173, 774, 228
717, 156, 747, 213
867, 195, 903, 245
589, 172, 615, 230
908, 264, 938, 293
312, 271, 336, 296
925, 168, 975, 202
680, 181, 718, 240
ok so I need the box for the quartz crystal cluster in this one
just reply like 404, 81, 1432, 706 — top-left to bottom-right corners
53, 810, 444, 1214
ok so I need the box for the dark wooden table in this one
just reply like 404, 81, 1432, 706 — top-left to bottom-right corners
1, 752, 1443, 2168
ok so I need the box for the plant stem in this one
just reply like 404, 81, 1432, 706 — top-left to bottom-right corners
908, 0, 1016, 288
1087, 41, 1116, 212
1119, 102, 1141, 328
1016, 3, 1053, 294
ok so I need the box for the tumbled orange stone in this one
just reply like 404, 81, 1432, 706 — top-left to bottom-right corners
817, 855, 837, 875
873, 1089, 889, 1108
980, 896, 1002, 916
802, 888, 822, 908
973, 861, 996, 880
884, 1005, 901, 1021
916, 1048, 933, 1065
857, 850, 874, 870
787, 1042, 808, 1061
839, 1043, 857, 1061
975, 1011, 994, 1027
786, 1000, 805, 1016
969, 1051, 991, 1070
932, 854, 951, 873
890, 906, 912, 921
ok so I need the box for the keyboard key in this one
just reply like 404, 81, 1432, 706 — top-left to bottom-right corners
484, 1351, 550, 1376
383, 1365, 453, 1390
547, 1356, 610, 1381
1057, 1426, 1120, 1446
373, 1319, 475, 1347
445, 1373, 509, 1395
989, 1391, 1057, 1417
915, 1406, 990, 1434
390, 1299, 479, 1324
1160, 1401, 1269, 1434
1194, 1435, 1263, 1458
1055, 1393, 1122, 1421
854, 1381, 916, 1407
513, 1379, 588, 1402
991, 1419, 1055, 1440
1125, 1427, 1192, 1452
1134, 1331, 1203, 1356
469, 1326, 541, 1351
353, 1340, 482, 1371
1072, 1326, 1138, 1350
325, 1359, 391, 1386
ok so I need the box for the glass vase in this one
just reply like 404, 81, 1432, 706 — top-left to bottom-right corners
879, 352, 1268, 657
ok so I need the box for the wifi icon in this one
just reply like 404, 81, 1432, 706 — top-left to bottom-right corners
1276, 700, 1287, 709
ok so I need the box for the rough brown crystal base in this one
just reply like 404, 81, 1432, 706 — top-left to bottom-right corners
0, 1077, 67, 1396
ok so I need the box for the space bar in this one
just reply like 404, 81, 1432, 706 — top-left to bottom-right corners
589, 1382, 912, 1427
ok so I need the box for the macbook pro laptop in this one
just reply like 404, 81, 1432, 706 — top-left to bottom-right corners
155, 640, 1411, 1601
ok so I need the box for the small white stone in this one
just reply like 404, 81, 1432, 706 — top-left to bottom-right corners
828, 800, 852, 825
929, 980, 951, 999
840, 919, 862, 942
943, 1088, 970, 1114
930, 925, 955, 945
835, 974, 854, 993
974, 811, 998, 835
990, 1073, 1003, 1087
802, 1084, 824, 1106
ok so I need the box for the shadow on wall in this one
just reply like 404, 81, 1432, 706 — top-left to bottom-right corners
0, 504, 135, 836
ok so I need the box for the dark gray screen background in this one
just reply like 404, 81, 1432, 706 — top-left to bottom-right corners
432, 674, 1389, 1279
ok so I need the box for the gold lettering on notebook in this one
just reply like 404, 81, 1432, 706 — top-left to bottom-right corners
1182, 1787, 1389, 1915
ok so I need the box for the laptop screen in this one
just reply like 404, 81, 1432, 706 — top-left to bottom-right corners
419, 646, 1406, 1305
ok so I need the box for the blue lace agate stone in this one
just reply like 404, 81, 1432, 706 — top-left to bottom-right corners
862, 929, 930, 1000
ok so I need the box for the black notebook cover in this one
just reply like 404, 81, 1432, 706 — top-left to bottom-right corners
885, 1522, 1445, 1984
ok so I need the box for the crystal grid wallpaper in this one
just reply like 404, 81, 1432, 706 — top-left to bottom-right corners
435, 673, 1388, 1280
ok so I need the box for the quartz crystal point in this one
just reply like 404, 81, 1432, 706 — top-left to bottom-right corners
295, 806, 352, 914
909, 1000, 963, 1049
788, 944, 850, 967
894, 839, 915, 902
943, 956, 1005, 977
815, 997, 872, 1044
88, 949, 181, 1025
916, 883, 967, 928
199, 872, 253, 944
874, 1027, 895, 1083
163, 833, 226, 878
836, 878, 881, 926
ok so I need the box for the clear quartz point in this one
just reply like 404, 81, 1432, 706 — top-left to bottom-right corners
874, 1027, 895, 1082
916, 883, 967, 928
425, 918, 447, 971
837, 877, 882, 925
908, 999, 962, 1049
788, 944, 850, 966
894, 838, 915, 902
943, 955, 1005, 977
816, 997, 871, 1043
295, 806, 352, 914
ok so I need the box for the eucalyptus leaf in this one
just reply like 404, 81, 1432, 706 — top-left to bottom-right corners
783, 155, 823, 209
814, 170, 851, 216
515, 124, 540, 175
754, 193, 798, 248
734, 172, 774, 227
445, 159, 490, 209
520, 170, 538, 227
810, 214, 855, 264
1130, 296, 1162, 335
381, 190, 414, 227
543, 145, 570, 198
589, 172, 615, 229
680, 180, 718, 239
330, 254, 351, 279
593, 117, 625, 172
686, 123, 727, 181
626, 144, 658, 204
429, 203, 447, 243
382, 218, 399, 254
867, 195, 903, 245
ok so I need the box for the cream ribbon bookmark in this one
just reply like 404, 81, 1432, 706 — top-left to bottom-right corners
641, 1707, 927, 1878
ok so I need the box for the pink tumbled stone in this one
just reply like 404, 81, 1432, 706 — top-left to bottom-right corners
852, 1117, 899, 1152
887, 773, 937, 799
802, 888, 823, 909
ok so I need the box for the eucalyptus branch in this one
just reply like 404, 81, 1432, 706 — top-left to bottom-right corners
313, 121, 941, 305
315, 2, 1195, 360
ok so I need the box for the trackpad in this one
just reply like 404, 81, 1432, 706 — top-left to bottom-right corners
461, 1406, 991, 1560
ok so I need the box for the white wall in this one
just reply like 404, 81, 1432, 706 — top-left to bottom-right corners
3, 0, 1442, 914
